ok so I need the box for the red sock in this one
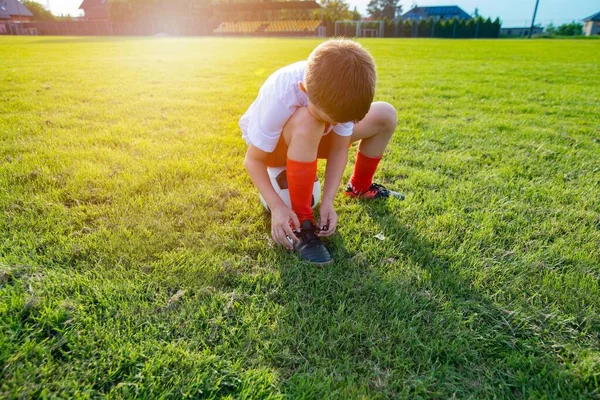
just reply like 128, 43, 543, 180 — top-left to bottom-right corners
350, 150, 382, 193
286, 158, 317, 224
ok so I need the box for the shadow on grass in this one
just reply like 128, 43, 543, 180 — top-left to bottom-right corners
268, 200, 596, 398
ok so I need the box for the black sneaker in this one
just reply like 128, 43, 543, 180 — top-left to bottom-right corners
294, 220, 333, 266
344, 182, 405, 200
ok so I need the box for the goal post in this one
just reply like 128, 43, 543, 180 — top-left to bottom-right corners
334, 20, 384, 38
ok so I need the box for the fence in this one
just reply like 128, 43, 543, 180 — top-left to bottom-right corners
1, 17, 502, 38
0, 20, 213, 36
331, 17, 501, 39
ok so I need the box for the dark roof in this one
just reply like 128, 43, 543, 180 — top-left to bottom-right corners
79, 0, 109, 19
0, 5, 9, 19
0, 0, 34, 18
199, 1, 321, 12
402, 5, 470, 20
583, 11, 600, 21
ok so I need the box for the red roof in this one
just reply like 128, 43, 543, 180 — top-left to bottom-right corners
79, 0, 109, 19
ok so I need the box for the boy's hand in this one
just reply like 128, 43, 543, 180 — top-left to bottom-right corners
271, 205, 301, 250
318, 201, 337, 237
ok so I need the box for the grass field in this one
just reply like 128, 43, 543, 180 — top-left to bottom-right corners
1, 36, 599, 398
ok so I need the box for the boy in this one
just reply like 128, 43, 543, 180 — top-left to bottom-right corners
241, 39, 402, 266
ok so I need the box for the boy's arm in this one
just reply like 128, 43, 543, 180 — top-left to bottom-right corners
318, 133, 351, 237
244, 144, 301, 249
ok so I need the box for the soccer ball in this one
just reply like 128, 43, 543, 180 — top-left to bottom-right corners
259, 166, 321, 211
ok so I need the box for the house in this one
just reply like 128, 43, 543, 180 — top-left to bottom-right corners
402, 6, 471, 21
583, 11, 600, 36
0, 0, 33, 22
500, 27, 543, 37
79, 0, 110, 21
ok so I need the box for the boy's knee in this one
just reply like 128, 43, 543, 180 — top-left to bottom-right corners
284, 107, 325, 144
373, 102, 397, 134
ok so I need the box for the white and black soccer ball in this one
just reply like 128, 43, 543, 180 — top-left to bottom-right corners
259, 166, 321, 211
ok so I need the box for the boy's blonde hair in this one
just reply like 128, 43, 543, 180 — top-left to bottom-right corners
305, 39, 376, 123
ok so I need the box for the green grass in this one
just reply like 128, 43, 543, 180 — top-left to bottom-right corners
1, 36, 599, 398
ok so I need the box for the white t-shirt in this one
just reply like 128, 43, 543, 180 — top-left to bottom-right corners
239, 61, 354, 153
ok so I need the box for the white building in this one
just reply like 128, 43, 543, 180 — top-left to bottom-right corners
500, 27, 543, 37
583, 12, 600, 36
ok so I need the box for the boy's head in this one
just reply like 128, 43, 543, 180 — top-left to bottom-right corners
304, 39, 376, 124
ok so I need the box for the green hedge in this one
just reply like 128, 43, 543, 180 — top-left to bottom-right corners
385, 17, 501, 38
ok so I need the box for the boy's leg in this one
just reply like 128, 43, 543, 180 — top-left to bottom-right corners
351, 101, 397, 157
282, 107, 325, 224
281, 107, 332, 265
346, 101, 403, 199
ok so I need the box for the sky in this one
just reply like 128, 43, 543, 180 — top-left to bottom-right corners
37, 0, 599, 27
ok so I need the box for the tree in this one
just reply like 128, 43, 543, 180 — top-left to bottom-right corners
367, 0, 400, 21
492, 17, 501, 38
545, 22, 556, 35
22, 1, 55, 21
351, 6, 362, 21
417, 17, 432, 37
110, 0, 156, 22
382, 16, 395, 37
319, 0, 352, 22
480, 17, 493, 38
109, 0, 193, 22
437, 18, 452, 38
455, 18, 467, 38
401, 18, 412, 37
464, 17, 476, 37
555, 21, 583, 36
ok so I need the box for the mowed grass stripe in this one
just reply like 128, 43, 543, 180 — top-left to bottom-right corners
1, 37, 599, 398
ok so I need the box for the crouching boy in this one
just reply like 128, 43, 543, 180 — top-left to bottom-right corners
241, 39, 403, 265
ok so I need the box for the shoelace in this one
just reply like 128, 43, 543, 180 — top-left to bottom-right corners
356, 184, 387, 197
349, 183, 389, 196
297, 226, 323, 249
369, 183, 389, 194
